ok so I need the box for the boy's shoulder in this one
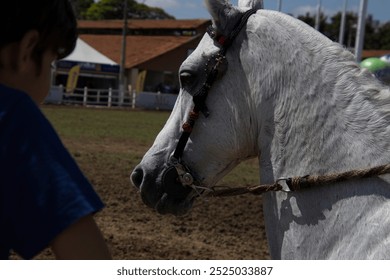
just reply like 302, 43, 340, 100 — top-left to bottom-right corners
0, 83, 36, 115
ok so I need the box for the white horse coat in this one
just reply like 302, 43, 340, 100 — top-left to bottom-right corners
131, 0, 390, 259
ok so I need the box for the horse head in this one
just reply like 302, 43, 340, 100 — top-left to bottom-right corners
131, 0, 264, 215
131, 0, 389, 219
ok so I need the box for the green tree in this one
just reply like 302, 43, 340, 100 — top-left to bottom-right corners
378, 23, 390, 49
86, 0, 174, 20
70, 0, 94, 19
326, 12, 358, 48
298, 12, 327, 33
364, 15, 381, 49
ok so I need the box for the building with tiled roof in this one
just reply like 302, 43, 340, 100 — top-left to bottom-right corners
79, 34, 198, 70
56, 18, 389, 96
55, 19, 211, 94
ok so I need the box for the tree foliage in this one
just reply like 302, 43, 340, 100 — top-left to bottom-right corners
78, 0, 174, 20
298, 11, 390, 50
378, 23, 390, 49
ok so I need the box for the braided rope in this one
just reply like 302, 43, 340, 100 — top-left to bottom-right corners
207, 164, 390, 197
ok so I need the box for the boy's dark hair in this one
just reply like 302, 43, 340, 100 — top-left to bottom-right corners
0, 0, 77, 65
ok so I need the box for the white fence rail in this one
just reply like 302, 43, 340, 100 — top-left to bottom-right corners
45, 86, 178, 110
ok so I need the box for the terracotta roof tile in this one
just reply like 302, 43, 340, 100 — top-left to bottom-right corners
80, 34, 199, 68
362, 49, 390, 58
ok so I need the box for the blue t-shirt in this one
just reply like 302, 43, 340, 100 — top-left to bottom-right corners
0, 84, 104, 259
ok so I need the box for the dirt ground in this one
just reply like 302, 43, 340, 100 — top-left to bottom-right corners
98, 186, 271, 260
32, 172, 270, 260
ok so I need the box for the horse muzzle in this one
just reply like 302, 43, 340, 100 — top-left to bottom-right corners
130, 162, 197, 216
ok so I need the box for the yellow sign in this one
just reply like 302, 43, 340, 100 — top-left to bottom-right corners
66, 65, 81, 93
136, 70, 147, 93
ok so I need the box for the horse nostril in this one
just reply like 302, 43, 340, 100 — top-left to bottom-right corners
130, 166, 144, 189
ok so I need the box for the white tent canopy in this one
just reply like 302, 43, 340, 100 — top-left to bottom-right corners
62, 38, 118, 65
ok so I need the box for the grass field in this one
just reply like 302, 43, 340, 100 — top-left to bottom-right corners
37, 105, 269, 260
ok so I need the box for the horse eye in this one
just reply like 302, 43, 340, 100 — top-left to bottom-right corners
179, 71, 195, 88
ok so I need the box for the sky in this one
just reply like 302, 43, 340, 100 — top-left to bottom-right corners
140, 0, 390, 23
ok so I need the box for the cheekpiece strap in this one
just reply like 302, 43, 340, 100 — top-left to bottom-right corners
173, 8, 258, 161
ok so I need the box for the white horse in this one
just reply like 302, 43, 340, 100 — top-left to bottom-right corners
131, 0, 390, 259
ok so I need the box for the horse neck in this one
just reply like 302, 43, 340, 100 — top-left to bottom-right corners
257, 45, 390, 182
247, 11, 390, 259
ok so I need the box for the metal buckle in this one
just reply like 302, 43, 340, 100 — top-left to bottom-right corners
207, 25, 217, 39
180, 172, 194, 186
276, 177, 292, 193
169, 156, 195, 187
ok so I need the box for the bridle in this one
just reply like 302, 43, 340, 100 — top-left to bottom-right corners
161, 9, 258, 198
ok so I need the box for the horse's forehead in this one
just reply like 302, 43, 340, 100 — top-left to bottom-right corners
182, 34, 219, 66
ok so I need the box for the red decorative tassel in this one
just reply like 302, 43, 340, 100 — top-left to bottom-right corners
182, 122, 193, 133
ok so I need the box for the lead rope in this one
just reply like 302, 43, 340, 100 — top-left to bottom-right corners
207, 163, 390, 197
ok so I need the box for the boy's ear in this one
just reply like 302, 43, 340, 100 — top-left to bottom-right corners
17, 30, 39, 71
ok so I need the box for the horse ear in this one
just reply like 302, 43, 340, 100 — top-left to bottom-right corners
238, 0, 264, 9
204, 0, 241, 36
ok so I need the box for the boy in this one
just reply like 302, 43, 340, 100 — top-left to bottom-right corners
0, 0, 111, 259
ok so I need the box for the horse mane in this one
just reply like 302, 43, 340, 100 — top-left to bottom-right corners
252, 10, 390, 125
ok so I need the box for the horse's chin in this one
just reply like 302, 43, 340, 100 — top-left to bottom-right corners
140, 190, 194, 216
155, 193, 194, 216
